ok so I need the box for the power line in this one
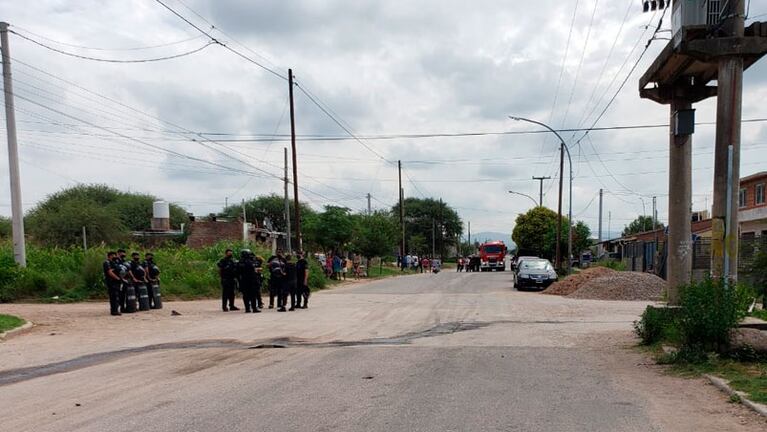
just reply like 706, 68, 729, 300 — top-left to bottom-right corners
9, 25, 206, 51
9, 29, 216, 63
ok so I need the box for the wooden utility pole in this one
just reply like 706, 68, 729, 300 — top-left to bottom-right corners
555, 144, 564, 270
367, 193, 371, 215
532, 176, 550, 207
283, 147, 292, 253
288, 69, 301, 251
398, 160, 405, 261
712, 0, 746, 282
0, 22, 26, 267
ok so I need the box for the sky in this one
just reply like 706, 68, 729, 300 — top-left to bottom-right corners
2, 0, 767, 240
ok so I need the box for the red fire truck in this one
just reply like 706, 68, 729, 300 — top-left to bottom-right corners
479, 241, 507, 271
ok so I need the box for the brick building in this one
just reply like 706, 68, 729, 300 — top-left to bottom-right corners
738, 171, 767, 238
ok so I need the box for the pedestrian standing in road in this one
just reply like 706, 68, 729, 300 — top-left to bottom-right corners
268, 251, 285, 310
296, 252, 310, 308
352, 254, 361, 280
332, 253, 342, 280
218, 249, 239, 312
236, 249, 261, 313
104, 251, 122, 316
404, 254, 411, 271
116, 248, 129, 310
342, 255, 351, 281
325, 254, 333, 279
284, 254, 298, 311
457, 257, 463, 272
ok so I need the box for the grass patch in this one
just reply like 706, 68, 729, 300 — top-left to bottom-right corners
751, 308, 767, 322
0, 314, 25, 333
668, 358, 767, 404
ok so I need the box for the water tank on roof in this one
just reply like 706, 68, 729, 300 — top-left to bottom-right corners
152, 201, 171, 231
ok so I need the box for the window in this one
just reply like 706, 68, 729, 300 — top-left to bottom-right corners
757, 183, 765, 205
739, 188, 747, 208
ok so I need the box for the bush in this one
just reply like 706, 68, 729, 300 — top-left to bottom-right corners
634, 305, 681, 345
678, 277, 753, 352
594, 259, 626, 271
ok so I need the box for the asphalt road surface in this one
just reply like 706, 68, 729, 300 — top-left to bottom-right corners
1, 271, 765, 431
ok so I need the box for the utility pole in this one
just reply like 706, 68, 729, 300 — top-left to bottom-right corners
241, 199, 248, 242
432, 219, 436, 258
366, 193, 371, 215
653, 195, 658, 270
468, 221, 471, 247
598, 188, 603, 242
82, 226, 87, 251
284, 147, 292, 253
532, 176, 551, 207
439, 197, 444, 260
556, 144, 564, 270
712, 0, 746, 282
288, 68, 301, 251
398, 160, 405, 261
608, 211, 611, 240
1, 22, 26, 267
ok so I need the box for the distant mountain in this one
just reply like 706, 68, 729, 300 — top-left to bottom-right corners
467, 232, 516, 249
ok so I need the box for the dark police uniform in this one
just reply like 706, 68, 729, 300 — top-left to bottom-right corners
253, 256, 264, 309
296, 257, 309, 308
129, 259, 149, 311
285, 259, 298, 311
218, 256, 238, 311
103, 259, 121, 315
143, 258, 161, 309
268, 256, 284, 309
237, 254, 259, 313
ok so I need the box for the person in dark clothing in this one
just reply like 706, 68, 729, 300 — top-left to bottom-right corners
217, 249, 239, 312
295, 252, 310, 309
284, 255, 298, 311
104, 251, 122, 316
143, 253, 161, 309
253, 255, 264, 310
129, 252, 150, 311
116, 248, 128, 310
236, 250, 261, 313
268, 252, 285, 310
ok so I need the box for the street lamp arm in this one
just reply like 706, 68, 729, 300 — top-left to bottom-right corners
508, 190, 538, 207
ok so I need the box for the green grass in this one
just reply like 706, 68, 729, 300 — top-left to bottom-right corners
0, 314, 25, 333
751, 308, 767, 322
668, 357, 767, 404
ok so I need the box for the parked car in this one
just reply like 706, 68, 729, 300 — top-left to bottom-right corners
512, 256, 539, 273
514, 258, 557, 291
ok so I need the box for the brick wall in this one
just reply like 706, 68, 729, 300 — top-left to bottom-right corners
740, 172, 767, 211
186, 220, 242, 249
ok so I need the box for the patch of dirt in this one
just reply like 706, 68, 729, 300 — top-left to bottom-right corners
568, 271, 666, 301
542, 267, 616, 296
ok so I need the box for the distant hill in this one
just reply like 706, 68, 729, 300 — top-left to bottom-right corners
467, 232, 517, 250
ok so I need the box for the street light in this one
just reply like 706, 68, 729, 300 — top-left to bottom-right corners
508, 115, 573, 274
508, 190, 538, 207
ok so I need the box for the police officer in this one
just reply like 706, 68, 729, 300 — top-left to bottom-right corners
129, 252, 150, 311
284, 254, 298, 311
218, 249, 239, 312
295, 251, 310, 309
143, 252, 161, 309
268, 251, 286, 311
236, 249, 261, 313
116, 248, 128, 310
253, 254, 265, 310
104, 251, 122, 316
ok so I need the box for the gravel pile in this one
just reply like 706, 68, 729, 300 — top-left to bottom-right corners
542, 267, 616, 296
567, 271, 666, 301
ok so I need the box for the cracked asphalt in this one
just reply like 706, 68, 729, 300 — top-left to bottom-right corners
1, 271, 765, 431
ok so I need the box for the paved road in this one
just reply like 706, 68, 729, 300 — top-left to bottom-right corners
1, 271, 764, 431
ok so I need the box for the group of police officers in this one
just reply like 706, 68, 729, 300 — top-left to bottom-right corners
217, 249, 310, 313
103, 249, 162, 316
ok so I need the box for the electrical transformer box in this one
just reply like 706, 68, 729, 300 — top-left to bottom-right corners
672, 0, 722, 47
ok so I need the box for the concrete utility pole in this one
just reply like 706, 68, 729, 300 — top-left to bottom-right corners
432, 219, 436, 258
288, 68, 301, 251
82, 226, 87, 251
398, 160, 405, 260
608, 211, 612, 240
467, 221, 471, 247
532, 176, 550, 207
1, 22, 26, 267
367, 193, 371, 215
712, 0, 746, 282
283, 147, 292, 253
598, 189, 603, 242
639, 0, 767, 298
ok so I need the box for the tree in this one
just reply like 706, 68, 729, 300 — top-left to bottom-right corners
220, 194, 314, 234
391, 198, 462, 258
303, 206, 356, 251
622, 215, 663, 236
25, 184, 189, 247
572, 221, 592, 255
351, 211, 398, 260
0, 216, 10, 239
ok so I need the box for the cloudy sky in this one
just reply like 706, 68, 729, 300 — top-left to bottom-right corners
2, 0, 767, 239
